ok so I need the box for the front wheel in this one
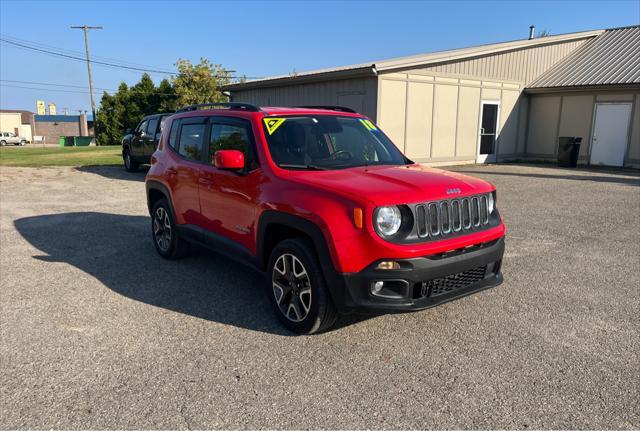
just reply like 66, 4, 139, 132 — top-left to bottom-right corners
20, 140, 27, 146
123, 149, 139, 172
267, 238, 338, 335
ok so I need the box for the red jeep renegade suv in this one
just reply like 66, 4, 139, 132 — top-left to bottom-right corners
145, 103, 505, 334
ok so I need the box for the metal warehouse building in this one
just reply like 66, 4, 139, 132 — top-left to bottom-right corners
226, 26, 640, 168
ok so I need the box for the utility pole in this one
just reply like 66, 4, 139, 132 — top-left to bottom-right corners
71, 25, 102, 143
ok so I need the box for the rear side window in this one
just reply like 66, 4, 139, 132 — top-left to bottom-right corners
178, 123, 205, 161
210, 120, 258, 169
147, 118, 159, 137
168, 119, 180, 149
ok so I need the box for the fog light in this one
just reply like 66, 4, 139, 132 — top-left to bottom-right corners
369, 279, 410, 299
376, 261, 400, 270
372, 281, 384, 294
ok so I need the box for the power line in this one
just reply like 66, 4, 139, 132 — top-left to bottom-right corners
0, 83, 179, 96
0, 35, 261, 79
0, 33, 179, 71
1, 37, 178, 75
0, 83, 95, 94
1, 79, 115, 91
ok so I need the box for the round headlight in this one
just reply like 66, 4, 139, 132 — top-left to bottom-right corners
375, 206, 402, 237
488, 193, 495, 214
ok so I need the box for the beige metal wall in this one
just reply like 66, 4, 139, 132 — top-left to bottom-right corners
230, 77, 378, 120
414, 39, 589, 86
229, 36, 596, 166
377, 71, 525, 164
0, 113, 23, 137
374, 38, 592, 165
525, 90, 640, 168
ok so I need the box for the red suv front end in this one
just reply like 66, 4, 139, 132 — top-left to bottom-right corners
280, 162, 504, 313
146, 103, 505, 334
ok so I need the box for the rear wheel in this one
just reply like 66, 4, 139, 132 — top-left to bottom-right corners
267, 238, 338, 335
151, 198, 189, 259
123, 148, 139, 172
0, 141, 6, 146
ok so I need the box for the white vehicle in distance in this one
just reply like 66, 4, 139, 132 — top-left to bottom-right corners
0, 132, 29, 146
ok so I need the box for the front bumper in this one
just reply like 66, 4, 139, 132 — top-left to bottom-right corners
326, 236, 504, 313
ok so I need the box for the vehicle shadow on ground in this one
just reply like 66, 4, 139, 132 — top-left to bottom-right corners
14, 212, 371, 335
75, 165, 148, 182
453, 165, 640, 186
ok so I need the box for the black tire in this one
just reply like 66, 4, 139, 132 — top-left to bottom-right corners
123, 148, 139, 172
151, 198, 189, 259
267, 238, 338, 335
20, 140, 27, 146
0, 140, 6, 146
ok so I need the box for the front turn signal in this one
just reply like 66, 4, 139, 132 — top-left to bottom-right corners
353, 208, 363, 229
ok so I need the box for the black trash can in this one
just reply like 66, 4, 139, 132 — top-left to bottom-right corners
557, 137, 582, 168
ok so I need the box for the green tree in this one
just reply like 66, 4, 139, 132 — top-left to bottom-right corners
157, 78, 178, 112
95, 74, 178, 145
95, 91, 122, 147
95, 58, 233, 145
171, 58, 231, 107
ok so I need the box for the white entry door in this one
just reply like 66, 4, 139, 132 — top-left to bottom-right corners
477, 101, 500, 163
590, 103, 632, 167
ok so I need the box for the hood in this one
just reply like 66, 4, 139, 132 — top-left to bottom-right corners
288, 164, 494, 206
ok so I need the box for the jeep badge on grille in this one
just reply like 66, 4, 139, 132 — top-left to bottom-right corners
446, 188, 461, 195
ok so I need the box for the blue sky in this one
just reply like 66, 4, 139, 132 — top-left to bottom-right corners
1, 0, 638, 112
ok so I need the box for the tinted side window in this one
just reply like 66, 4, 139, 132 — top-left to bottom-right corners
137, 120, 148, 135
168, 119, 180, 149
178, 123, 205, 161
147, 118, 159, 137
210, 120, 257, 169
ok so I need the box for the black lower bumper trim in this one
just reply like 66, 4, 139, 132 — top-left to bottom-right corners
324, 236, 505, 313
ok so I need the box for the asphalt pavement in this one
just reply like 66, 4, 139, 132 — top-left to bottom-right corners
1, 163, 638, 429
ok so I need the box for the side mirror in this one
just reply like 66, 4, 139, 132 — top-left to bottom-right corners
214, 150, 245, 170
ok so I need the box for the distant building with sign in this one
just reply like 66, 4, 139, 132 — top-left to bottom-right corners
48, 103, 57, 115
33, 114, 90, 145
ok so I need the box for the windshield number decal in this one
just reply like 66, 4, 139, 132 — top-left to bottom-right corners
264, 118, 286, 135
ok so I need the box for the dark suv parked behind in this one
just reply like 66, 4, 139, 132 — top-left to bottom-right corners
122, 113, 172, 171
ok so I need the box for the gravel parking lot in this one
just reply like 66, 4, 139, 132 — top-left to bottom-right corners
1, 163, 639, 429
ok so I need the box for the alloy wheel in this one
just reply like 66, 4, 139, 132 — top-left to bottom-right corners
153, 207, 172, 252
124, 152, 131, 170
272, 253, 312, 322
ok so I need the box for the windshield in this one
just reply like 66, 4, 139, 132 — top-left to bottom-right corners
262, 115, 409, 170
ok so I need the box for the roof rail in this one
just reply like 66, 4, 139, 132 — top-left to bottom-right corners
296, 105, 357, 113
176, 102, 261, 113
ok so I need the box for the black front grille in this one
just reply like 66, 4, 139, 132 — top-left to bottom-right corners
415, 194, 491, 240
424, 266, 487, 298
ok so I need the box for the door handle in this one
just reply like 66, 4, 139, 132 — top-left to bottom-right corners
166, 167, 177, 175
198, 177, 214, 186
